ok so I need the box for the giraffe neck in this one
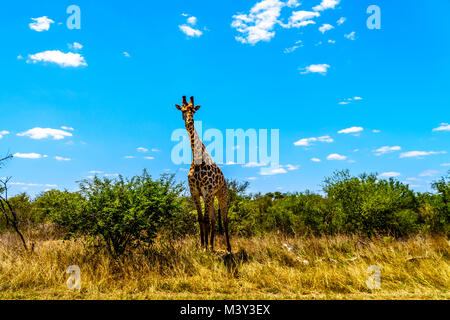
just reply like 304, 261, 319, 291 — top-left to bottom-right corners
185, 118, 212, 165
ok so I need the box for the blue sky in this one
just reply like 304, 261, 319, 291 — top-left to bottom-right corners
1, 0, 449, 196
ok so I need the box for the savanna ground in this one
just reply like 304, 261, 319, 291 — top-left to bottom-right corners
0, 230, 448, 300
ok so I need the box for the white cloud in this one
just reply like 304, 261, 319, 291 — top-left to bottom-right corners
259, 166, 288, 175
432, 123, 450, 132
373, 146, 401, 156
285, 10, 320, 28
247, 177, 258, 181
338, 126, 364, 134
300, 64, 330, 75
61, 126, 74, 131
0, 130, 9, 139
338, 97, 362, 105
399, 151, 447, 158
124, 156, 136, 159
232, 1, 320, 45
137, 147, 148, 153
311, 158, 321, 162
441, 163, 450, 167
55, 156, 71, 161
344, 31, 356, 40
123, 51, 131, 58
68, 42, 83, 50
89, 171, 103, 174
372, 129, 381, 133
28, 50, 87, 67
285, 164, 299, 171
29, 16, 54, 32
313, 0, 340, 11
294, 135, 333, 146
286, 0, 300, 7
243, 162, 267, 167
379, 172, 401, 178
319, 24, 334, 34
17, 127, 72, 140
144, 156, 155, 160
232, 0, 285, 44
419, 170, 439, 177
187, 16, 197, 25
13, 153, 47, 159
328, 39, 336, 43
327, 153, 347, 161
336, 17, 346, 25
284, 45, 300, 53
151, 148, 161, 152
179, 24, 203, 37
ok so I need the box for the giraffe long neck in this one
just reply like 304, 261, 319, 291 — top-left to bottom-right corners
185, 118, 212, 165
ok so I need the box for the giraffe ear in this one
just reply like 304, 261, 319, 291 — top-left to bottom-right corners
194, 105, 201, 111
175, 104, 182, 110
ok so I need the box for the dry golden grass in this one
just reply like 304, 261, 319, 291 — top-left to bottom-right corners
0, 231, 448, 300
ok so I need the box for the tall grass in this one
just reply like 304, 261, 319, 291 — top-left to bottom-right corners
0, 231, 448, 300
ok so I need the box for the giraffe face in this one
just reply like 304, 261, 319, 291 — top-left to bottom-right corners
175, 96, 201, 122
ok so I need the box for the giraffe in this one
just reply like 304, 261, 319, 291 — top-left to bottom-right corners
175, 96, 231, 253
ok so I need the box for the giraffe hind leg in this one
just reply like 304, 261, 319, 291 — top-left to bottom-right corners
218, 187, 231, 253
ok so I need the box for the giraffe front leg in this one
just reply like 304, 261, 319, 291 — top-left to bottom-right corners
204, 195, 215, 251
189, 183, 205, 248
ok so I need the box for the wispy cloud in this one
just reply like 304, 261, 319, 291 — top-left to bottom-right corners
0, 130, 9, 139
243, 162, 267, 168
419, 170, 439, 177
187, 16, 197, 25
232, 1, 319, 45
432, 123, 450, 132
313, 0, 340, 11
399, 151, 447, 158
137, 147, 148, 153
373, 146, 401, 156
338, 96, 363, 105
311, 158, 321, 162
259, 166, 287, 176
55, 156, 71, 161
319, 24, 334, 34
336, 17, 346, 25
179, 25, 203, 37
327, 153, 347, 161
344, 31, 356, 40
379, 172, 401, 178
29, 16, 54, 32
13, 153, 47, 159
17, 127, 72, 140
294, 135, 333, 146
28, 50, 87, 67
338, 126, 363, 135
68, 42, 83, 50
300, 64, 330, 75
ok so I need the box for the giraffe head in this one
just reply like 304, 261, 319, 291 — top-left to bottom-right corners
175, 96, 200, 122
